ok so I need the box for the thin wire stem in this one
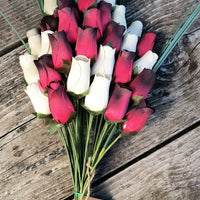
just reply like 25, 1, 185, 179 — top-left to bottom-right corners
0, 10, 31, 54
57, 126, 75, 186
153, 4, 200, 72
35, 0, 43, 15
40, 0, 44, 11
160, 0, 197, 55
81, 113, 94, 192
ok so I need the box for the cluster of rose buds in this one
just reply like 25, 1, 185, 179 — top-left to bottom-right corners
19, 0, 158, 135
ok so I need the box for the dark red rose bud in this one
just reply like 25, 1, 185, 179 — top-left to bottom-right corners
49, 31, 73, 68
75, 27, 97, 59
129, 69, 156, 104
105, 84, 132, 121
137, 33, 156, 57
78, 0, 97, 12
34, 55, 62, 90
114, 50, 136, 83
48, 83, 75, 124
98, 1, 112, 32
58, 0, 75, 9
122, 104, 154, 135
83, 8, 102, 39
40, 12, 58, 32
102, 21, 125, 53
58, 7, 79, 43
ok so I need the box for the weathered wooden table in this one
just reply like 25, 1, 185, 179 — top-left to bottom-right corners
1, 0, 200, 199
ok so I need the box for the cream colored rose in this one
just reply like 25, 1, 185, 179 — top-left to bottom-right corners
19, 53, 39, 85
67, 55, 91, 95
127, 21, 143, 38
25, 82, 51, 115
26, 28, 41, 58
121, 33, 138, 52
84, 74, 111, 112
92, 45, 116, 77
112, 5, 127, 32
133, 51, 158, 73
44, 0, 58, 15
39, 30, 54, 57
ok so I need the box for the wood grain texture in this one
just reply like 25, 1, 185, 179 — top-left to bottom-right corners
0, 46, 35, 138
93, 127, 200, 200
0, 0, 41, 54
0, 119, 73, 200
0, 0, 200, 200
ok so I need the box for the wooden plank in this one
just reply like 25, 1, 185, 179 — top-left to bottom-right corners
0, 119, 73, 200
0, 46, 35, 138
93, 126, 200, 200
0, 0, 41, 54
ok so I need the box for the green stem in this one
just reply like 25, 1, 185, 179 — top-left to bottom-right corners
153, 3, 200, 72
67, 124, 82, 188
92, 114, 104, 154
35, 0, 44, 16
0, 10, 31, 54
91, 122, 109, 165
57, 126, 75, 186
82, 134, 122, 192
91, 134, 122, 175
40, 0, 44, 11
160, 0, 197, 55
81, 113, 94, 191
103, 125, 117, 149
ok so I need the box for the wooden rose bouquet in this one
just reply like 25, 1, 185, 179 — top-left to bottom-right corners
1, 0, 199, 199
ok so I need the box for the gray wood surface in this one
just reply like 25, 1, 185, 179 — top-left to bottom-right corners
0, 0, 41, 54
0, 0, 200, 199
93, 127, 200, 200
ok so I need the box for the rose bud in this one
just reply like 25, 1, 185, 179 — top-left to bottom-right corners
58, 7, 79, 43
58, 7, 78, 43
92, 45, 115, 77
25, 82, 51, 115
104, 0, 116, 7
48, 82, 75, 124
26, 29, 41, 58
113, 50, 135, 83
121, 33, 138, 52
67, 55, 91, 95
137, 33, 156, 57
39, 30, 54, 57
122, 104, 154, 135
83, 8, 103, 39
19, 53, 39, 85
112, 5, 127, 32
133, 51, 158, 74
58, 0, 75, 9
75, 27, 97, 59
129, 69, 156, 105
34, 55, 62, 90
98, 1, 112, 32
127, 21, 143, 38
84, 74, 111, 112
105, 84, 132, 121
49, 31, 73, 68
78, 0, 97, 12
40, 14, 58, 32
44, 0, 58, 15
102, 21, 125, 53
